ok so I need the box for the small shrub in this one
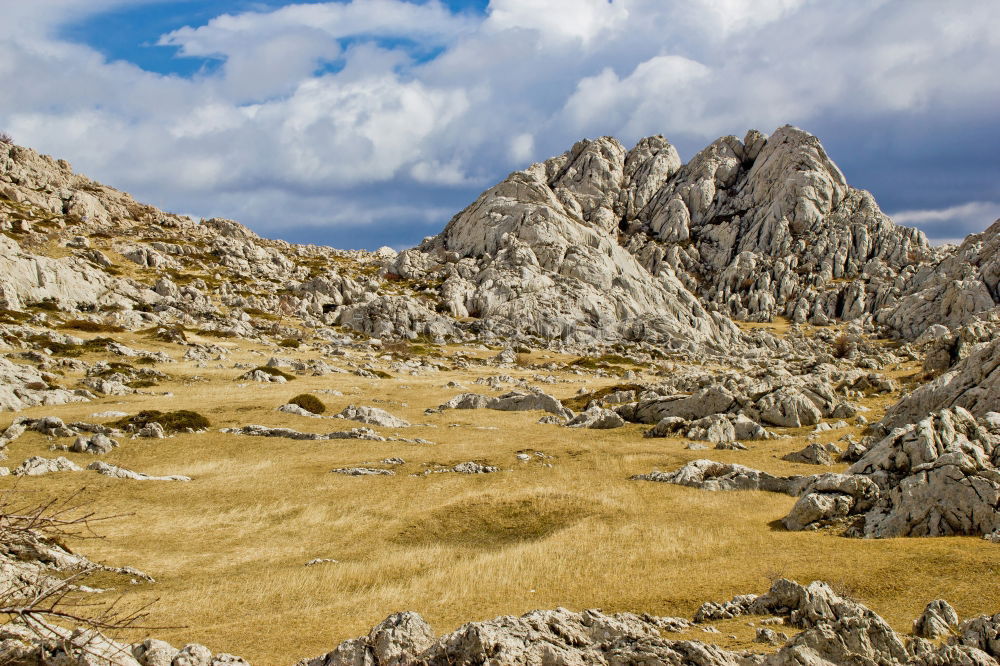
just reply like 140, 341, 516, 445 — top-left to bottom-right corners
289, 393, 326, 414
79, 337, 117, 352
146, 326, 188, 343
383, 340, 411, 358
59, 319, 125, 333
26, 298, 61, 312
0, 132, 13, 146
251, 366, 295, 381
832, 334, 852, 359
112, 409, 210, 433
91, 362, 135, 378
278, 338, 301, 348
0, 309, 30, 324
26, 334, 80, 357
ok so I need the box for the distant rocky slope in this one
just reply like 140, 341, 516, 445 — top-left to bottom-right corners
393, 125, 998, 343
2, 127, 999, 353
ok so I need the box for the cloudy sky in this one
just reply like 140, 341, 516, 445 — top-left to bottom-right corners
2, 0, 999, 249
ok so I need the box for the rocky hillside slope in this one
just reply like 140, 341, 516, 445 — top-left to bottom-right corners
3, 127, 999, 355
3, 130, 1000, 664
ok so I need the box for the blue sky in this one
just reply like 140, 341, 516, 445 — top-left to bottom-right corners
3, 0, 999, 249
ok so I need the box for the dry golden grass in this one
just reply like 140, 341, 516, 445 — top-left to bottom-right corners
2, 333, 998, 664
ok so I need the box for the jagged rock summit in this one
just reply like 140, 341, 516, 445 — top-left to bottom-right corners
391, 125, 956, 346
3, 126, 999, 358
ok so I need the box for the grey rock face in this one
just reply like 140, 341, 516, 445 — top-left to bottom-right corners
631, 459, 806, 494
451, 461, 499, 474
331, 467, 395, 477
914, 599, 960, 639
337, 295, 457, 341
783, 408, 1000, 537
882, 337, 1000, 429
756, 387, 822, 427
221, 425, 385, 441
0, 357, 88, 413
781, 474, 881, 532
12, 455, 83, 476
302, 607, 741, 666
565, 405, 625, 429
782, 442, 840, 465
389, 125, 941, 349
87, 461, 191, 482
849, 407, 1000, 538
302, 578, 997, 666
616, 387, 736, 423
440, 390, 573, 419
69, 433, 119, 454
334, 405, 410, 428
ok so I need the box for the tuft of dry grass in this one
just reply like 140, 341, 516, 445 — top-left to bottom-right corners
1, 332, 997, 664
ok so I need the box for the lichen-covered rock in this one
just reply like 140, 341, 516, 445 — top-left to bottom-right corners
882, 338, 1000, 429
565, 405, 625, 429
631, 459, 807, 494
12, 455, 83, 476
913, 599, 960, 639
334, 405, 410, 428
849, 407, 1000, 538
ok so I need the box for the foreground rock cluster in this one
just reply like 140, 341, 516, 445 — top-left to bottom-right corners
299, 578, 1000, 666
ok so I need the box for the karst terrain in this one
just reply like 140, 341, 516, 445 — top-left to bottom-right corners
1, 125, 999, 665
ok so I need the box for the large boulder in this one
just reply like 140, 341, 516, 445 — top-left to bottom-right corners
848, 407, 1000, 538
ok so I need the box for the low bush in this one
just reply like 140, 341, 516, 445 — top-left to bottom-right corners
288, 393, 326, 414
59, 319, 125, 333
251, 366, 295, 381
832, 334, 852, 359
26, 298, 60, 312
278, 338, 301, 348
112, 410, 210, 433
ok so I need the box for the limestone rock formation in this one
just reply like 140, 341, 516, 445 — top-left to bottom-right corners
334, 405, 410, 428
847, 407, 1000, 537
440, 390, 573, 419
12, 455, 83, 476
565, 405, 625, 429
631, 459, 808, 494
87, 461, 191, 482
882, 337, 1000, 429
914, 599, 960, 639
302, 578, 1000, 666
